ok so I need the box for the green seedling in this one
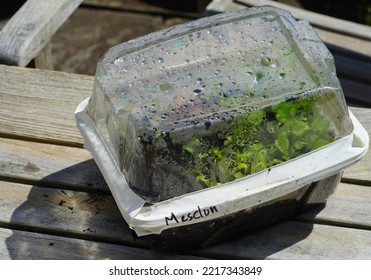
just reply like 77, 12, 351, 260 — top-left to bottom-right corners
183, 94, 334, 187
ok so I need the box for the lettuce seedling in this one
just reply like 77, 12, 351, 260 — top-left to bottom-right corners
183, 94, 334, 187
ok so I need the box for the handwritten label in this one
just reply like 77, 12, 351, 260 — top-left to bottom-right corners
165, 205, 218, 226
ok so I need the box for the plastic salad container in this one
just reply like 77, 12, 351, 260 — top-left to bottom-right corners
75, 6, 369, 251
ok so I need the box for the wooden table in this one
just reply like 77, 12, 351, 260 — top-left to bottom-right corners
0, 3, 371, 260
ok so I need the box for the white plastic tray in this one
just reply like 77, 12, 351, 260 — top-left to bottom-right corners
76, 98, 368, 236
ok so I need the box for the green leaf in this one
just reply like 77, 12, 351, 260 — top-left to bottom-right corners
237, 162, 248, 173
198, 152, 209, 160
290, 119, 309, 136
234, 172, 244, 179
312, 115, 330, 132
275, 131, 289, 159
196, 174, 212, 188
213, 147, 222, 159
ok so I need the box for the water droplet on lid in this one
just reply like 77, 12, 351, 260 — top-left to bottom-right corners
255, 72, 264, 83
261, 57, 273, 66
193, 89, 202, 95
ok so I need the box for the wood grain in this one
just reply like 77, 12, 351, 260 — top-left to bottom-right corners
237, 0, 371, 41
83, 0, 210, 17
0, 0, 83, 66
207, 0, 371, 57
297, 183, 371, 229
344, 107, 371, 184
34, 42, 54, 70
0, 138, 108, 193
0, 65, 369, 183
0, 65, 93, 146
0, 181, 138, 246
0, 179, 369, 259
200, 220, 371, 259
0, 227, 200, 260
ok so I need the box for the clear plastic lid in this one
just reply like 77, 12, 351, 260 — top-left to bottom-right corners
87, 6, 353, 202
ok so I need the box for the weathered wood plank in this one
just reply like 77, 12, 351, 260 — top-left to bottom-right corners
200, 220, 371, 259
0, 227, 201, 260
343, 107, 371, 184
0, 66, 369, 182
0, 68, 369, 186
0, 138, 108, 193
0, 0, 83, 66
297, 183, 371, 229
206, 0, 371, 57
0, 131, 369, 200
0, 180, 142, 246
237, 0, 371, 42
315, 27, 371, 59
34, 42, 54, 70
82, 0, 210, 17
0, 180, 369, 256
204, 0, 242, 14
0, 65, 93, 146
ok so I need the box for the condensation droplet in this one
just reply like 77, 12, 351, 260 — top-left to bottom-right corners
261, 57, 273, 66
193, 89, 202, 96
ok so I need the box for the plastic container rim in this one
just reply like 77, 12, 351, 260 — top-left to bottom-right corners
75, 97, 369, 236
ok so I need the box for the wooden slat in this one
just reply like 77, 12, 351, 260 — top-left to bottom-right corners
0, 181, 139, 246
204, 0, 243, 14
0, 0, 83, 66
297, 183, 371, 229
315, 27, 371, 58
34, 42, 54, 70
0, 138, 108, 193
0, 65, 370, 183
0, 227, 201, 260
200, 220, 371, 259
206, 0, 371, 58
0, 65, 93, 146
0, 179, 369, 258
344, 107, 371, 184
82, 0, 209, 17
237, 0, 371, 42
1, 131, 370, 208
